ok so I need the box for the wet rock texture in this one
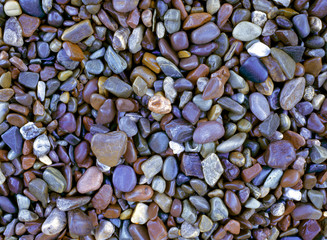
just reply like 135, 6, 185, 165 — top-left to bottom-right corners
0, 0, 327, 239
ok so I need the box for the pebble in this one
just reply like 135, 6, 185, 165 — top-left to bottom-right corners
19, 0, 44, 17
18, 209, 39, 222
91, 131, 128, 167
85, 60, 104, 75
128, 25, 144, 54
104, 46, 127, 74
77, 166, 103, 194
113, 0, 139, 12
95, 220, 115, 240
165, 119, 194, 143
265, 140, 296, 169
209, 197, 229, 221
4, 1, 22, 16
280, 77, 305, 110
293, 14, 310, 39
148, 95, 171, 114
43, 167, 67, 193
181, 222, 200, 238
247, 41, 271, 57
258, 113, 280, 138
239, 56, 268, 83
191, 22, 220, 45
147, 218, 168, 240
68, 209, 93, 237
141, 155, 163, 179
310, 145, 327, 163
299, 220, 321, 240
131, 203, 149, 224
271, 47, 296, 80
308, 190, 324, 209
270, 203, 285, 216
41, 208, 66, 235
232, 21, 262, 42
224, 190, 242, 215
193, 121, 225, 144
249, 92, 270, 121
156, 56, 183, 78
216, 133, 247, 153
202, 77, 224, 100
291, 204, 322, 221
181, 199, 197, 223
56, 196, 91, 211
3, 17, 24, 47
181, 153, 203, 178
28, 178, 48, 208
113, 165, 136, 192
201, 153, 223, 187
104, 76, 132, 98
33, 134, 50, 157
61, 20, 94, 43
0, 196, 16, 213
189, 195, 210, 213
164, 9, 181, 34
148, 132, 169, 154
2, 126, 22, 153
207, 0, 220, 15
280, 169, 300, 188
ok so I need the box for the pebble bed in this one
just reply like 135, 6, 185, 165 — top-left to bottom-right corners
0, 0, 327, 239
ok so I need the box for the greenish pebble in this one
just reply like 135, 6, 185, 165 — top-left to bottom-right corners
43, 167, 67, 193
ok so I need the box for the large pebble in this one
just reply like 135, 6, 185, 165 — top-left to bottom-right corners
201, 153, 223, 187
61, 20, 94, 43
112, 165, 136, 192
209, 197, 228, 221
164, 9, 181, 34
265, 140, 296, 170
28, 178, 48, 208
113, 0, 139, 13
77, 166, 103, 194
193, 121, 225, 144
19, 0, 44, 17
280, 77, 305, 110
42, 208, 66, 235
249, 92, 270, 121
43, 167, 67, 193
141, 155, 163, 179
91, 131, 128, 167
271, 47, 296, 80
3, 17, 23, 47
216, 133, 247, 153
68, 209, 93, 237
232, 21, 262, 41
104, 46, 127, 74
191, 22, 220, 45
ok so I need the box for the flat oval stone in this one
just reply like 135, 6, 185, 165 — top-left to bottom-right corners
249, 92, 270, 121
280, 77, 305, 110
239, 56, 268, 83
271, 47, 296, 80
193, 121, 225, 144
190, 22, 220, 45
92, 185, 112, 210
104, 76, 132, 98
19, 0, 45, 17
28, 178, 48, 208
265, 140, 296, 170
280, 169, 300, 188
148, 132, 169, 154
125, 185, 154, 202
77, 166, 103, 194
162, 156, 178, 181
113, 0, 139, 13
56, 196, 91, 211
165, 119, 194, 143
232, 21, 262, 42
224, 190, 242, 215
91, 131, 128, 167
216, 133, 247, 153
112, 165, 137, 192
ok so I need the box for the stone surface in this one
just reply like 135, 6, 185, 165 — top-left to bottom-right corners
104, 46, 127, 74
91, 131, 128, 167
239, 57, 268, 83
156, 57, 183, 78
280, 77, 305, 110
112, 165, 136, 192
232, 21, 262, 41
193, 121, 225, 144
2, 126, 22, 153
41, 208, 66, 235
19, 0, 45, 17
209, 197, 228, 221
77, 166, 103, 194
104, 76, 132, 98
43, 167, 67, 193
271, 47, 296, 80
68, 209, 93, 237
249, 92, 270, 121
28, 178, 48, 208
265, 140, 296, 170
61, 20, 94, 43
201, 153, 223, 187
141, 155, 163, 179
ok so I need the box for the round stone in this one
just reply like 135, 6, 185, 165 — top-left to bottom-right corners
113, 165, 137, 192
249, 92, 270, 121
193, 121, 225, 144
232, 21, 262, 42
148, 132, 169, 154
